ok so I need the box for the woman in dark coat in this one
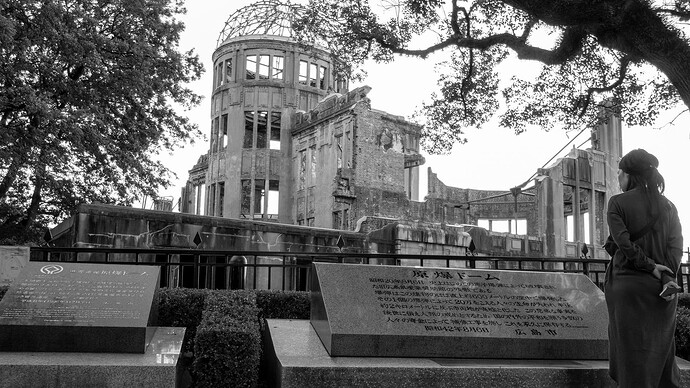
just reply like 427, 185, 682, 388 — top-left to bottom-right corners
605, 149, 684, 388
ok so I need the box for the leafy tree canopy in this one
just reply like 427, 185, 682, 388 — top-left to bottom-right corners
291, 0, 690, 153
0, 0, 203, 244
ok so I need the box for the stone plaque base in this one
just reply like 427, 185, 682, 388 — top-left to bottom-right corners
265, 320, 690, 388
0, 325, 157, 353
0, 327, 184, 388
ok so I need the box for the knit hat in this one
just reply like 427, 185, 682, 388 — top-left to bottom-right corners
619, 149, 659, 176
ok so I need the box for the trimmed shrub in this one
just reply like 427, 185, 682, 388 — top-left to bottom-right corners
193, 291, 261, 388
156, 288, 209, 355
0, 285, 8, 300
677, 306, 690, 359
678, 293, 690, 310
255, 290, 310, 320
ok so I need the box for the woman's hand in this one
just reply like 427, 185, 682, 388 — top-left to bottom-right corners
660, 281, 682, 301
652, 264, 673, 280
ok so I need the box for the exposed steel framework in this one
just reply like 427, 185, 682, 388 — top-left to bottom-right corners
216, 0, 307, 47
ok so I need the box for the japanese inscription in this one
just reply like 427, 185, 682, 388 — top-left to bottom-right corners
311, 262, 608, 359
0, 264, 157, 326
370, 268, 587, 337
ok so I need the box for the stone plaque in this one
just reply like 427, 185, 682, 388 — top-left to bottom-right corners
0, 262, 160, 353
310, 263, 608, 359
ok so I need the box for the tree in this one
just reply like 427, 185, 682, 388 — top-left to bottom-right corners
290, 0, 690, 153
0, 0, 203, 244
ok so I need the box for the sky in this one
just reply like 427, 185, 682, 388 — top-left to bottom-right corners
156, 0, 690, 250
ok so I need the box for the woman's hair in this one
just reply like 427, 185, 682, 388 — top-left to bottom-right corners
619, 148, 666, 218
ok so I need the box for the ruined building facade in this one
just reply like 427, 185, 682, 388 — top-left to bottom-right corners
181, 33, 350, 223
173, 6, 624, 259
180, 26, 425, 233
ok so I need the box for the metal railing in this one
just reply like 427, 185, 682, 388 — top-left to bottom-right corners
29, 247, 690, 292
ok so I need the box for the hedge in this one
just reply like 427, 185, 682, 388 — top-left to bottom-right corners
192, 291, 261, 388
255, 290, 310, 320
156, 288, 209, 355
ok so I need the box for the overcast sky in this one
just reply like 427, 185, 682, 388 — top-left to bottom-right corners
156, 0, 690, 251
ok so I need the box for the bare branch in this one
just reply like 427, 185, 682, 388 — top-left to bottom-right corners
655, 108, 690, 130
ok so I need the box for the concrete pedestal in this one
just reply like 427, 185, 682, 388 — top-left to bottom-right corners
0, 327, 185, 388
265, 320, 690, 388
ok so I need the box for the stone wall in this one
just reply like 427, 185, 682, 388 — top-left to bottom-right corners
52, 204, 374, 254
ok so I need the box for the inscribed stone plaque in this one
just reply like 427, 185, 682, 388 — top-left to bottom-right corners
310, 263, 608, 359
0, 262, 160, 353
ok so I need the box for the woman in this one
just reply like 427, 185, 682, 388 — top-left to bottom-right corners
605, 148, 684, 387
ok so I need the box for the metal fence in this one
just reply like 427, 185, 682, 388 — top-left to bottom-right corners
29, 247, 690, 292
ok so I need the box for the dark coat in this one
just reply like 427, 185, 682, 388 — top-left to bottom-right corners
605, 188, 684, 388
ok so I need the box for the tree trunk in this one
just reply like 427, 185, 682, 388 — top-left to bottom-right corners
0, 158, 20, 200
20, 163, 45, 236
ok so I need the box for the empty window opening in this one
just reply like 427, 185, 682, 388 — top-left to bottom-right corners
335, 135, 342, 168
198, 184, 206, 216
217, 63, 224, 87
240, 179, 251, 216
270, 112, 281, 150
319, 66, 327, 89
256, 111, 268, 149
211, 117, 219, 153
246, 55, 257, 80
272, 56, 284, 80
267, 180, 279, 217
310, 145, 317, 182
299, 60, 308, 85
243, 112, 254, 148
254, 179, 266, 217
225, 59, 233, 83
218, 182, 225, 217
309, 63, 318, 87
220, 114, 228, 149
566, 215, 574, 242
258, 55, 270, 79
566, 213, 590, 243
193, 184, 206, 216
333, 211, 342, 229
478, 219, 526, 235
299, 150, 306, 191
209, 183, 216, 216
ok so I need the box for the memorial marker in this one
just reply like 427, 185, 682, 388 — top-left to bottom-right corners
0, 262, 160, 353
311, 262, 608, 359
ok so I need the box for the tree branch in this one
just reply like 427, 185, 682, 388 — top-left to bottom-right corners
653, 8, 690, 21
575, 56, 632, 118
362, 21, 586, 65
460, 6, 473, 115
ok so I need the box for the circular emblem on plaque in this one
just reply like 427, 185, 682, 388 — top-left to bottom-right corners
40, 265, 64, 275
